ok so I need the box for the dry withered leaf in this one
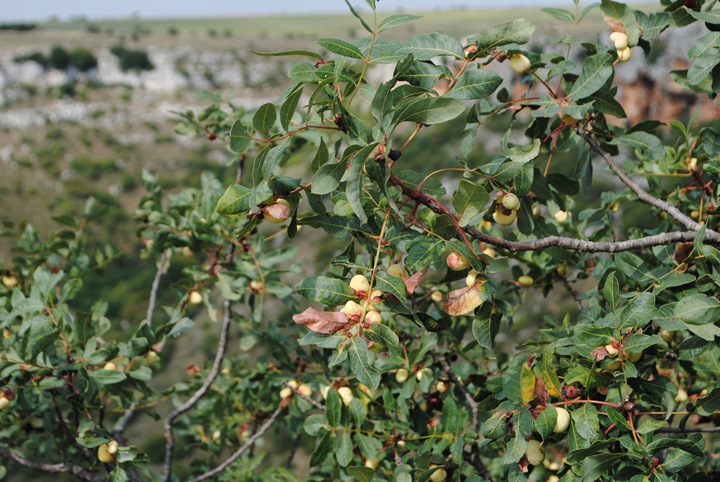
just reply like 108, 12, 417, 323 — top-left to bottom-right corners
263, 202, 290, 221
533, 377, 549, 406
402, 266, 429, 294
591, 345, 609, 361
292, 307, 349, 334
441, 285, 483, 316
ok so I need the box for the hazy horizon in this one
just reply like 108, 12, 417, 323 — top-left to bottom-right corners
3, 0, 573, 22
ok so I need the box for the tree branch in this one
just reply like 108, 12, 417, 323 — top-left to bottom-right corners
189, 406, 283, 482
0, 447, 104, 482
284, 381, 325, 411
147, 249, 169, 327
654, 426, 720, 433
437, 354, 478, 432
389, 173, 717, 253
162, 298, 233, 482
577, 128, 720, 243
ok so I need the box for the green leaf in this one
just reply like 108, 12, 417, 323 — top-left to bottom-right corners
395, 32, 465, 61
397, 60, 451, 90
364, 323, 401, 356
534, 405, 558, 441
88, 369, 127, 385
468, 19, 535, 53
317, 38, 364, 60
325, 388, 341, 427
503, 431, 529, 464
623, 334, 663, 353
371, 80, 394, 122
346, 466, 375, 482
288, 62, 318, 83
452, 179, 489, 227
541, 7, 575, 21
674, 294, 720, 325
616, 131, 665, 159
311, 161, 346, 195
481, 411, 509, 439
229, 121, 252, 153
696, 388, 720, 417
503, 355, 529, 405
295, 276, 354, 306
335, 428, 353, 466
252, 103, 277, 135
472, 304, 501, 358
347, 338, 380, 391
377, 14, 422, 33
310, 431, 335, 466
603, 272, 619, 310
216, 184, 252, 214
374, 271, 414, 317
280, 84, 303, 131
582, 453, 624, 482
445, 69, 502, 100
569, 53, 614, 100
571, 403, 599, 441
343, 148, 370, 223
250, 49, 323, 61
393, 96, 466, 125
620, 292, 656, 329
344, 0, 373, 34
540, 345, 563, 398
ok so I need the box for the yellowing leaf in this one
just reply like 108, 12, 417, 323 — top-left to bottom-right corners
520, 364, 536, 406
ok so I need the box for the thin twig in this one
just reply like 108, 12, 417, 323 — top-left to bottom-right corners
284, 381, 325, 410
147, 249, 169, 327
189, 406, 283, 482
437, 355, 478, 432
577, 128, 720, 243
389, 173, 718, 253
162, 298, 234, 482
559, 277, 583, 311
0, 447, 104, 482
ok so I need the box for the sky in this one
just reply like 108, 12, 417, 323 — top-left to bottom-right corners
2, 0, 566, 22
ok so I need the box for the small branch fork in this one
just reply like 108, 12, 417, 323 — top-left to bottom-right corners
0, 447, 104, 482
188, 406, 283, 482
162, 298, 234, 482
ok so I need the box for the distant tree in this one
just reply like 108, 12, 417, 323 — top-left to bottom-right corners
71, 48, 98, 72
48, 45, 70, 70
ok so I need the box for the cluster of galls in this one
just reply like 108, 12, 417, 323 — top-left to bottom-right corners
345, 273, 386, 327
610, 31, 631, 63
0, 388, 15, 410
493, 192, 521, 226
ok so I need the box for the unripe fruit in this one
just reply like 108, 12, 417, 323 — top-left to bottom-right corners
145, 350, 159, 365
436, 381, 448, 393
446, 252, 470, 271
365, 458, 379, 470
2, 275, 18, 288
501, 193, 521, 211
0, 397, 10, 410
554, 210, 568, 224
340, 300, 364, 320
562, 114, 578, 125
297, 383, 312, 397
338, 386, 354, 406
525, 439, 545, 466
395, 368, 409, 383
660, 329, 675, 343
509, 53, 531, 74
364, 311, 382, 325
675, 388, 688, 403
493, 208, 517, 226
189, 290, 203, 305
429, 467, 447, 482
605, 343, 619, 357
609, 31, 629, 49
249, 280, 264, 293
349, 274, 370, 297
466, 269, 480, 287
262, 198, 291, 223
553, 407, 571, 433
98, 443, 116, 463
627, 351, 642, 363
279, 387, 293, 399
416, 367, 432, 382
387, 264, 408, 278
103, 361, 119, 371
518, 275, 534, 287
430, 290, 443, 303
617, 47, 631, 62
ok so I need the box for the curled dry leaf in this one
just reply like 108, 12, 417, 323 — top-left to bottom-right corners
441, 285, 484, 316
263, 202, 290, 221
402, 266, 429, 294
532, 377, 549, 407
292, 307, 349, 334
591, 345, 609, 361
